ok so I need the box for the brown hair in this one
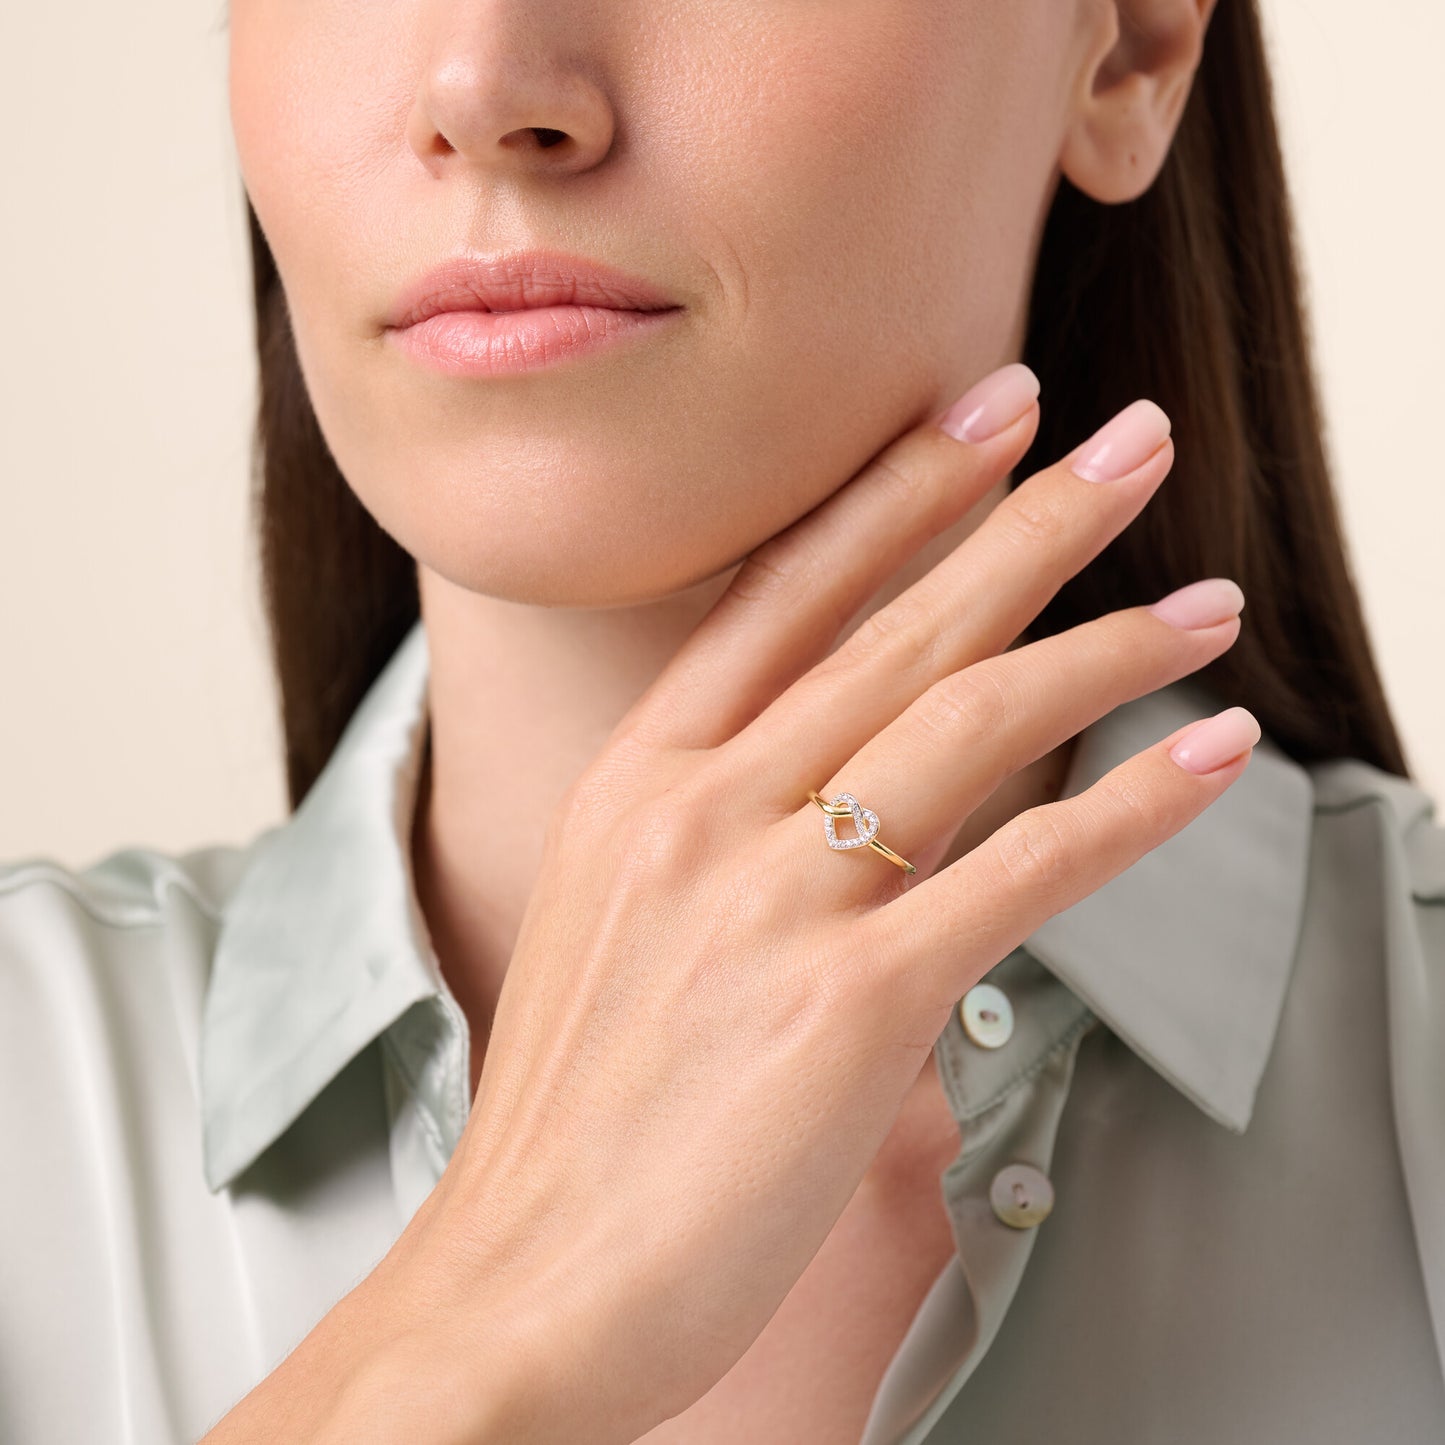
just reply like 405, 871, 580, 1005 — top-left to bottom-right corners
243, 0, 1413, 813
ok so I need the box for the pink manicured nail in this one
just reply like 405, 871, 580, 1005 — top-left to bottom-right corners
1169, 707, 1261, 774
1069, 399, 1172, 481
1147, 577, 1245, 629
938, 362, 1040, 443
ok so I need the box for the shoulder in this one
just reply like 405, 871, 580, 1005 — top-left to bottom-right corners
0, 838, 262, 1093
0, 841, 266, 1439
0, 838, 256, 971
0, 840, 247, 926
0, 837, 262, 1208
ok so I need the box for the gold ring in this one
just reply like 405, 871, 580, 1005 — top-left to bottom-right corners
807, 790, 917, 875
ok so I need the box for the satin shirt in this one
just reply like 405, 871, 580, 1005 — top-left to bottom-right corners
2, 617, 1444, 1442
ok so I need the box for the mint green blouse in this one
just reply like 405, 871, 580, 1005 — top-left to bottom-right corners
2, 617, 1444, 1441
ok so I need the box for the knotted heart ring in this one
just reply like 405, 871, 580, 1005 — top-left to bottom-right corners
806, 790, 917, 874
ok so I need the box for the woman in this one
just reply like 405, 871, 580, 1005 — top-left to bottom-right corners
2, 0, 1441, 1440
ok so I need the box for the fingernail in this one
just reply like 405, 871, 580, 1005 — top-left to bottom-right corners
1168, 706, 1261, 774
938, 362, 1040, 443
1069, 399, 1171, 482
1147, 577, 1245, 630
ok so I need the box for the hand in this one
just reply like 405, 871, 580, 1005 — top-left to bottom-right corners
366, 367, 1254, 1442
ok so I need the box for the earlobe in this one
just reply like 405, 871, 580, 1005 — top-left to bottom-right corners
1057, 0, 1216, 206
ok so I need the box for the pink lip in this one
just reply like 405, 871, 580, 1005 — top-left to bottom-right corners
384, 249, 683, 377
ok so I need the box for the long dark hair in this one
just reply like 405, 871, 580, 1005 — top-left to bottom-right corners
244, 0, 1413, 812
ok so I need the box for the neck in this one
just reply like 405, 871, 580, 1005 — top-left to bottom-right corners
410, 487, 1074, 1097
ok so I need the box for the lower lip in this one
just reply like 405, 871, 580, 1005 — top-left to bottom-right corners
386, 303, 682, 377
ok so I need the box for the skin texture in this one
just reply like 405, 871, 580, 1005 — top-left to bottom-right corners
221, 2, 1221, 1437
229, 0, 1211, 1082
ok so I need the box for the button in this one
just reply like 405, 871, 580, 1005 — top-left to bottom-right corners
990, 1163, 1054, 1228
960, 982, 1014, 1048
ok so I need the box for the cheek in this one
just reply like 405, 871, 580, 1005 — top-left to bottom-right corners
655, 5, 1053, 508
224, 0, 1059, 608
228, 0, 414, 320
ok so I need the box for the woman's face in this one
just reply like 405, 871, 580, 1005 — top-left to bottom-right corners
229, 2, 1085, 606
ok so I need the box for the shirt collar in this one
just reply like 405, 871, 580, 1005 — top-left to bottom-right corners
1021, 674, 1315, 1134
200, 618, 439, 1193
200, 620, 1314, 1191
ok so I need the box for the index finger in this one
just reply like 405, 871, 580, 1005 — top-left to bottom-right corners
620, 362, 1043, 752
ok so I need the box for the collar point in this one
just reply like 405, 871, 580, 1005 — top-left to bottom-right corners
201, 1130, 243, 1195
1194, 1082, 1257, 1137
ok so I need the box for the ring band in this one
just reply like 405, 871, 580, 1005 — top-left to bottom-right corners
807, 790, 917, 875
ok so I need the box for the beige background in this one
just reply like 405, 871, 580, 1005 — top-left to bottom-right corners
2, 2, 1441, 869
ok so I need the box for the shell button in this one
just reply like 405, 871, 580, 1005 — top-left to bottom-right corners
989, 1163, 1055, 1229
960, 982, 1014, 1049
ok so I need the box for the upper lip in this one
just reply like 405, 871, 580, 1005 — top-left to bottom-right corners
385, 249, 682, 330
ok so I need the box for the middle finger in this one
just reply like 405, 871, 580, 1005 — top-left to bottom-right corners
729, 397, 1176, 796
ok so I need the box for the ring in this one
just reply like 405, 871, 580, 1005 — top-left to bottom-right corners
807, 790, 917, 875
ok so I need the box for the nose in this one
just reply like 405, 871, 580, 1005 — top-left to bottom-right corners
405, 4, 616, 180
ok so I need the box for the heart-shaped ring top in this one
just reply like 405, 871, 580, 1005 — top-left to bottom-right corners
821, 792, 881, 851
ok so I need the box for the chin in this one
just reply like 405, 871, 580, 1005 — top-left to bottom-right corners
346, 431, 772, 609
410, 512, 747, 610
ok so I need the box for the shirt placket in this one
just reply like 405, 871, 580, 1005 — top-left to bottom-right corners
379, 985, 472, 1226
861, 945, 1097, 1444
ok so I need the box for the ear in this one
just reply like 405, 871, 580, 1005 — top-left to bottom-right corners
1059, 0, 1219, 204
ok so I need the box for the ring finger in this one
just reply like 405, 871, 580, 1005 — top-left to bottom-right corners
785, 580, 1246, 900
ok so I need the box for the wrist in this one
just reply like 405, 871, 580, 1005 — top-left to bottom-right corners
323, 1243, 549, 1445
329, 1330, 522, 1445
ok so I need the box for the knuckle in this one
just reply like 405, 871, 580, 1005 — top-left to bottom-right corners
1116, 769, 1199, 854
552, 766, 622, 842
866, 450, 936, 512
618, 797, 702, 877
1097, 770, 1159, 833
992, 805, 1076, 895
918, 663, 1012, 741
841, 593, 946, 676
565, 765, 723, 880
657, 770, 732, 835
995, 487, 1068, 552
719, 439, 945, 635
845, 597, 911, 656
726, 529, 824, 609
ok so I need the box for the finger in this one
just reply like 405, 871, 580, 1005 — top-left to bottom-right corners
728, 398, 1175, 797
863, 706, 1262, 1019
786, 580, 1244, 906
622, 363, 1043, 751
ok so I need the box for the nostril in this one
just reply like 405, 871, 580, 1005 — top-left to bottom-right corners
532, 127, 568, 148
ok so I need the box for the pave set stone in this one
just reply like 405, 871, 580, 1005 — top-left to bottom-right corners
821, 792, 881, 851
